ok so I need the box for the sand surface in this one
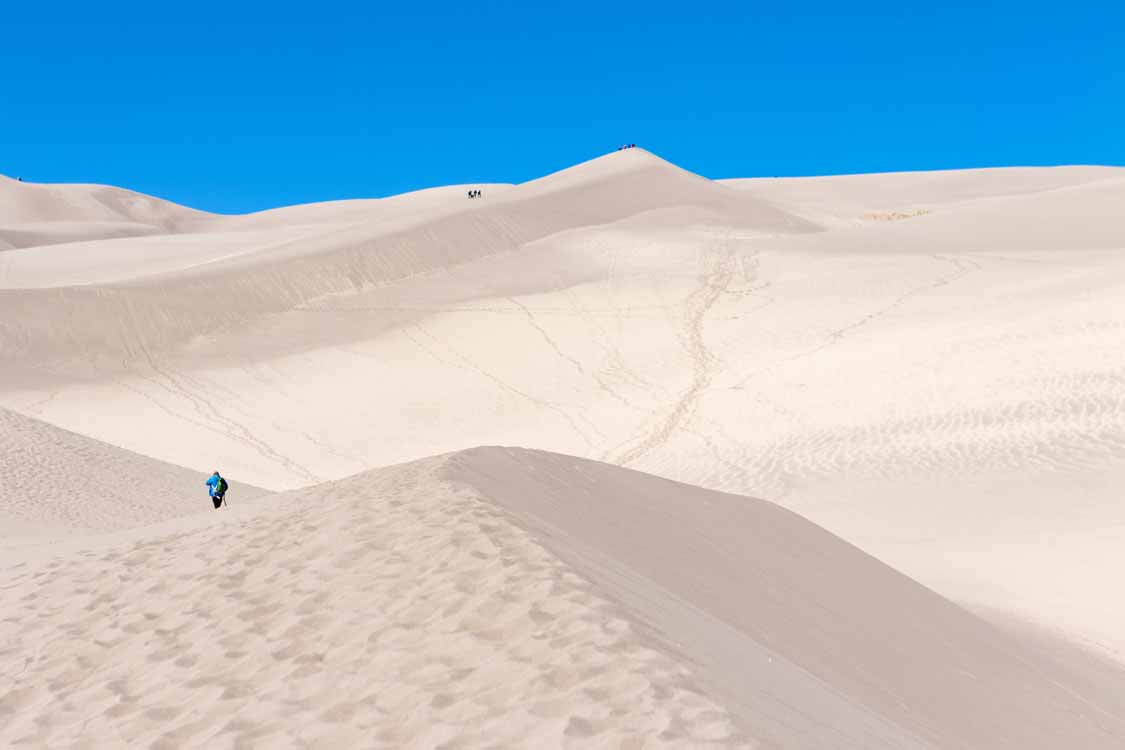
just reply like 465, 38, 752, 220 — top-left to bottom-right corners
1, 453, 751, 749
3, 149, 1125, 746
5, 447, 1124, 748
0, 408, 268, 547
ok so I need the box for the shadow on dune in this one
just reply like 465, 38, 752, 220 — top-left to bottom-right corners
443, 446, 1125, 750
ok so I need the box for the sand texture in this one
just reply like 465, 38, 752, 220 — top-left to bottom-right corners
0, 408, 268, 547
2, 454, 751, 749
3, 149, 1125, 747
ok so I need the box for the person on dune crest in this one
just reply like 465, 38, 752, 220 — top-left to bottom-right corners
205, 471, 228, 509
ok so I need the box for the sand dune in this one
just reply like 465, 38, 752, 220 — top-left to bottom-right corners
722, 165, 1124, 226
4, 447, 1123, 748
0, 149, 814, 370
0, 173, 212, 250
3, 150, 1125, 746
0, 221, 173, 253
0, 407, 266, 545
3, 154, 1122, 659
751, 171, 1125, 255
446, 447, 1125, 749
206, 184, 516, 232
0, 451, 753, 749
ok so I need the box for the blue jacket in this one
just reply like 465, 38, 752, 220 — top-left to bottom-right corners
205, 474, 224, 497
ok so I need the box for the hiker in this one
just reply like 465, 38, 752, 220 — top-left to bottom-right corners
205, 471, 228, 509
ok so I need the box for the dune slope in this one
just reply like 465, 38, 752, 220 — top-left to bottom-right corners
0, 174, 212, 250
0, 451, 751, 749
721, 165, 1123, 225
2, 153, 1123, 688
445, 447, 1125, 750
0, 149, 815, 369
4, 448, 1124, 749
0, 407, 266, 544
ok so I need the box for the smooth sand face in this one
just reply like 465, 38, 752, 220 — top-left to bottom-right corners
446, 448, 1125, 749
2, 150, 1125, 746
0, 174, 211, 251
720, 165, 1122, 226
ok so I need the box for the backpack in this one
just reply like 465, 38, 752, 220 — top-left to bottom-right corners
217, 477, 229, 495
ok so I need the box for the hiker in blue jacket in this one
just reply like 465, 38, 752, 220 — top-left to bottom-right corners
205, 471, 228, 509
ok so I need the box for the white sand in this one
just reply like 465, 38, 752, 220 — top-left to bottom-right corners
4, 447, 1124, 748
720, 165, 1122, 226
0, 408, 267, 545
3, 150, 1125, 746
447, 447, 1125, 749
1, 453, 750, 749
0, 173, 210, 251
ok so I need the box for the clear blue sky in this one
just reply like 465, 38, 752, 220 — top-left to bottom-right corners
4, 1, 1122, 213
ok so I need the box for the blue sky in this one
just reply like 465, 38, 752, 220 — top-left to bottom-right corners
3, 1, 1122, 213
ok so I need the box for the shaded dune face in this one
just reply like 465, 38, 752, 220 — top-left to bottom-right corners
444, 447, 1125, 750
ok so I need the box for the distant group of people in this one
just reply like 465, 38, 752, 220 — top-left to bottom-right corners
616, 143, 637, 151
467, 189, 483, 199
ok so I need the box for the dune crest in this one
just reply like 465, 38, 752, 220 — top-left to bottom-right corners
0, 408, 267, 545
0, 173, 211, 250
444, 447, 1125, 749
0, 451, 752, 749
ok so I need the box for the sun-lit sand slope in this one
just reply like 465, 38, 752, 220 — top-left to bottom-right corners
0, 451, 753, 749
0, 408, 266, 545
0, 174, 211, 251
3, 148, 1125, 742
721, 166, 1123, 226
4, 447, 1124, 749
